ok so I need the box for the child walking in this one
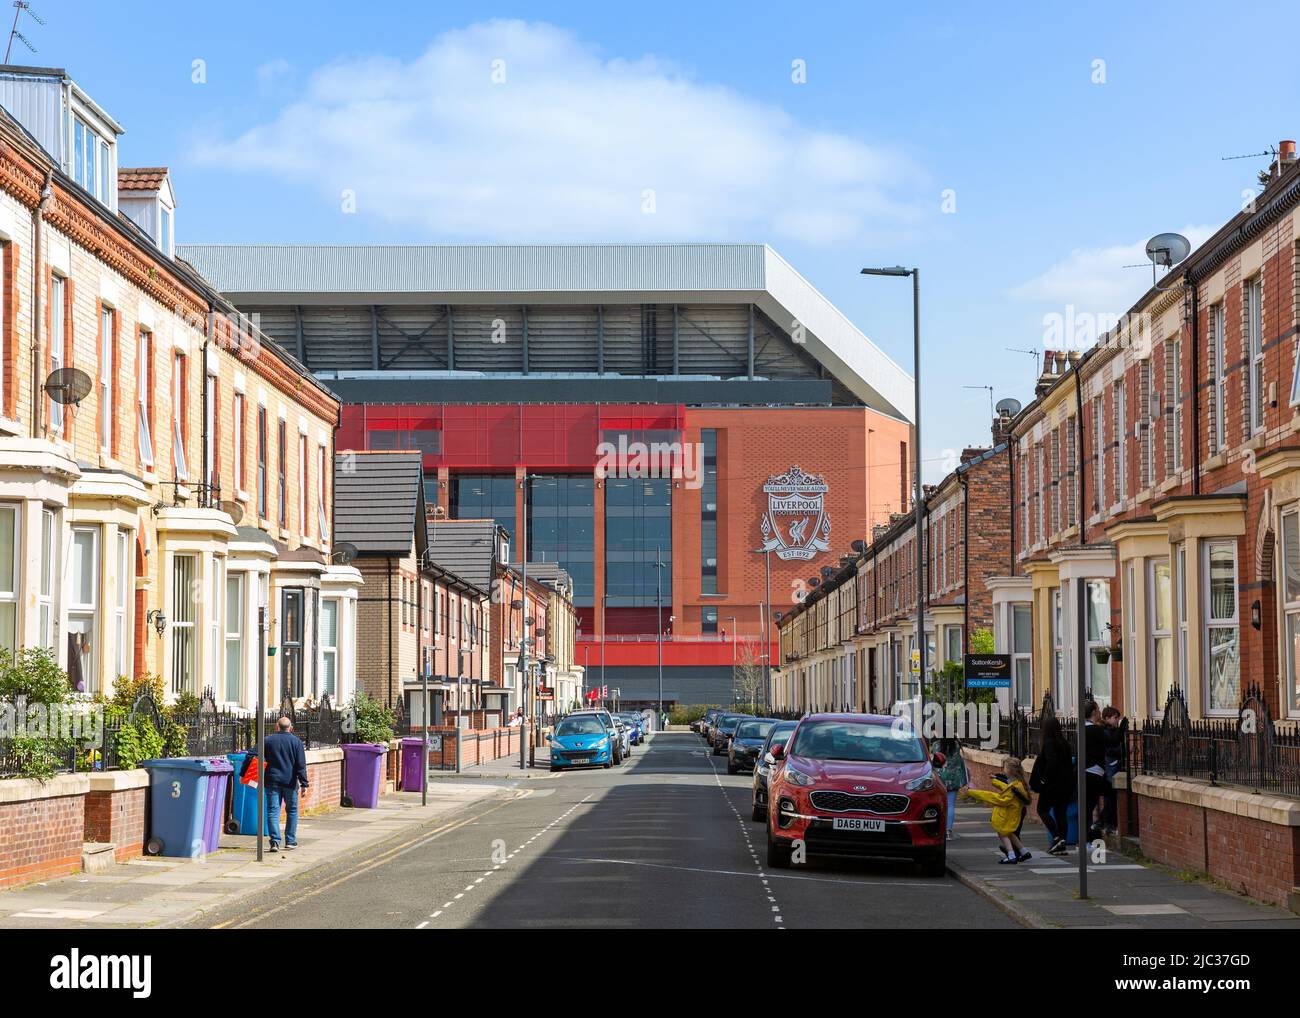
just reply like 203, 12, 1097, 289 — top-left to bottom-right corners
960, 756, 1033, 864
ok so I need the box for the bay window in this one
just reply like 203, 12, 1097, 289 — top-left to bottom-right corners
1203, 540, 1240, 713
1051, 588, 1064, 706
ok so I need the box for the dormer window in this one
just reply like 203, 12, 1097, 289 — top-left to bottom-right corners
72, 117, 112, 205
159, 205, 173, 256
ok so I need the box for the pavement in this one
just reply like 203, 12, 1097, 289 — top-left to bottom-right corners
0, 781, 507, 928
945, 802, 1300, 929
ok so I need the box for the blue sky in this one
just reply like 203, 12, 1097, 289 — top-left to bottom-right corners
32, 1, 1300, 480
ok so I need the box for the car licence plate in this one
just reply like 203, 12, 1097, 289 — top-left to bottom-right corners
572, 757, 592, 765
832, 817, 885, 833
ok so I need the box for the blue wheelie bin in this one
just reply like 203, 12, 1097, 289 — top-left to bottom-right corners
224, 752, 269, 836
141, 757, 234, 858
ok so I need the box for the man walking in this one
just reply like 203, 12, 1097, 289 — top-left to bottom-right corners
264, 716, 309, 853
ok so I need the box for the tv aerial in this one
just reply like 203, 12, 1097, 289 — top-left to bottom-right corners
4, 2, 43, 63
1144, 232, 1191, 291
43, 367, 91, 406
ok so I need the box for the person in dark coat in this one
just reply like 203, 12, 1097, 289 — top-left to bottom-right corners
1082, 699, 1107, 843
263, 716, 310, 852
1029, 713, 1075, 855
1100, 705, 1125, 833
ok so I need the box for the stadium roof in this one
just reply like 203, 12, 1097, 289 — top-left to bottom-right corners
178, 243, 913, 421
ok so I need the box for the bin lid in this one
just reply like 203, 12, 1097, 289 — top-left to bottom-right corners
401, 737, 426, 747
341, 742, 388, 756
140, 756, 235, 773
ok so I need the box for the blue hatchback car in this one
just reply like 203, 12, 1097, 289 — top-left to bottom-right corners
617, 712, 644, 745
549, 715, 614, 771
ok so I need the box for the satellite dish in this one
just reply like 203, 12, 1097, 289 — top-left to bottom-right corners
820, 565, 835, 579
995, 397, 1023, 418
851, 539, 866, 554
218, 500, 245, 526
1145, 232, 1191, 269
807, 577, 820, 589
44, 367, 92, 405
772, 611, 784, 623
332, 541, 358, 566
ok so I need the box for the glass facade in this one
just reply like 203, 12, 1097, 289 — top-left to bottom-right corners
527, 476, 594, 606
450, 475, 516, 542
700, 429, 718, 594
605, 477, 671, 606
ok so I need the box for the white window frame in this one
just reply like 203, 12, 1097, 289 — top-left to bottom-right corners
1212, 303, 1227, 451
1093, 397, 1105, 513
209, 556, 224, 698
1247, 278, 1264, 435
1011, 602, 1033, 706
1124, 561, 1137, 712
321, 597, 340, 699
0, 504, 19, 654
1175, 543, 1188, 693
171, 553, 197, 695
1281, 508, 1300, 718
115, 528, 132, 683
172, 353, 188, 479
99, 306, 114, 455
1051, 587, 1064, 706
298, 432, 308, 538
1115, 380, 1128, 504
49, 274, 65, 434
1148, 557, 1172, 715
317, 443, 328, 544
1084, 578, 1111, 706
1202, 539, 1240, 715
38, 507, 56, 650
1170, 339, 1183, 473
233, 394, 245, 493
137, 329, 153, 467
224, 571, 244, 704
205, 371, 216, 489
69, 525, 101, 695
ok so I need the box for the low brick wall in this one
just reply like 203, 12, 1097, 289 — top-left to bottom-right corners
425, 725, 528, 769
301, 748, 344, 811
1133, 775, 1300, 909
84, 770, 149, 862
0, 774, 90, 889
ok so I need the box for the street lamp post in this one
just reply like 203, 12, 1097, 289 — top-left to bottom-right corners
749, 547, 772, 711
861, 265, 924, 717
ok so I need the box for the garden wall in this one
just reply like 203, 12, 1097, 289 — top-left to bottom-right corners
0, 774, 90, 888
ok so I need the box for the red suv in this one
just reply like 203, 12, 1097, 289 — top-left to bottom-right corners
765, 713, 948, 876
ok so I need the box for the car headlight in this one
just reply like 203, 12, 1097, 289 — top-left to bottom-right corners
548, 739, 565, 750
783, 764, 815, 787
906, 773, 935, 791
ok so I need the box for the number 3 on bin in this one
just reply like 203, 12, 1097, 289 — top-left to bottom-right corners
171, 780, 181, 799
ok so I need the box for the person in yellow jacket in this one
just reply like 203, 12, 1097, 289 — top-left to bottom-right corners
959, 756, 1033, 864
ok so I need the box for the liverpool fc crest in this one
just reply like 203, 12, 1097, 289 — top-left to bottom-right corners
760, 465, 831, 561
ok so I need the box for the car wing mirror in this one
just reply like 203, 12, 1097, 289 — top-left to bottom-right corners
932, 751, 946, 768
770, 743, 785, 760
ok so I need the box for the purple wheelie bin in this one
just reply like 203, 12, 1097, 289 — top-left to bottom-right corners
399, 737, 426, 792
342, 743, 387, 808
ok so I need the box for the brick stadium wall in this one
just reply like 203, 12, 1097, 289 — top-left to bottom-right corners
0, 775, 90, 889
1133, 776, 1300, 908
84, 771, 149, 862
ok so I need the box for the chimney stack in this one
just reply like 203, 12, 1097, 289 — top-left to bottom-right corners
1035, 349, 1059, 398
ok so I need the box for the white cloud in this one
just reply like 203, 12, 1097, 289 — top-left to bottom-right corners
1009, 224, 1216, 318
194, 19, 918, 243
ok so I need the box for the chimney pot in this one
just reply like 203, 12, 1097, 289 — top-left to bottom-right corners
1282, 139, 1297, 163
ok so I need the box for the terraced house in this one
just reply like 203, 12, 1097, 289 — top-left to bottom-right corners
997, 140, 1300, 725
773, 419, 1011, 714
0, 65, 358, 709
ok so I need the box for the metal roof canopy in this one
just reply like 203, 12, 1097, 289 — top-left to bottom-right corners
177, 243, 914, 422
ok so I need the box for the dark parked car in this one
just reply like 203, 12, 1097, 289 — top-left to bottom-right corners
711, 713, 752, 755
698, 708, 724, 741
751, 719, 797, 820
728, 717, 779, 775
